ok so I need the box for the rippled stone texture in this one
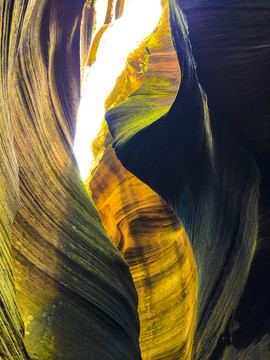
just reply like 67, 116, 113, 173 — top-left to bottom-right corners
1, 1, 140, 359
176, 3, 270, 358
89, 141, 197, 360
88, 5, 198, 359
106, 0, 270, 359
0, 2, 28, 358
0, 0, 269, 359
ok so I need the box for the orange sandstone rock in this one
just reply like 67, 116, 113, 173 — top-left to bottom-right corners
87, 5, 198, 359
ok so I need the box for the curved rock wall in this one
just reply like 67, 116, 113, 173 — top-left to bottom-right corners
174, 3, 270, 358
89, 140, 197, 360
0, 1, 28, 358
0, 0, 269, 359
1, 1, 141, 359
88, 5, 198, 359
106, 0, 269, 359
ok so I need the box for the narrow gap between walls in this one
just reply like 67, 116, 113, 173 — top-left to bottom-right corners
74, 0, 163, 181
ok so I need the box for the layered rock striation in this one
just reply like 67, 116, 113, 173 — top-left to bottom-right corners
106, 0, 270, 359
0, 0, 269, 359
0, 1, 28, 358
1, 0, 141, 359
89, 139, 197, 360
87, 5, 198, 359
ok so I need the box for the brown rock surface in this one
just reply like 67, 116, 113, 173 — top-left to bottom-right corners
0, 0, 269, 359
88, 5, 198, 359
1, 0, 141, 359
89, 140, 197, 360
0, 1, 29, 358
105, 1, 270, 359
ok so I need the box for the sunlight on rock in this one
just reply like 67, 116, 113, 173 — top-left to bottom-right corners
74, 0, 162, 180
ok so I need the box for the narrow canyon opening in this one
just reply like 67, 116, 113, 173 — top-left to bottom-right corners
1, 0, 268, 359
74, 2, 198, 359
74, 0, 163, 180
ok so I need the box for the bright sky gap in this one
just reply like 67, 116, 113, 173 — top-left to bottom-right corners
74, 0, 163, 180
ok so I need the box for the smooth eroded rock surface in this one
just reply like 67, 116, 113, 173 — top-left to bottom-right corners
7, 1, 141, 359
88, 6, 198, 358
0, 1, 29, 358
106, 0, 269, 359
0, 0, 269, 359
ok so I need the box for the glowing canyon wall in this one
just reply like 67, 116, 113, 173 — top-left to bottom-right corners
0, 0, 269, 359
88, 7, 197, 359
1, 1, 140, 359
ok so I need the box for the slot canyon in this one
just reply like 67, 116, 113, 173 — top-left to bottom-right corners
0, 0, 269, 359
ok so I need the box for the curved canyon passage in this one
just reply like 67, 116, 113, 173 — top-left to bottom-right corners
0, 1, 269, 359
